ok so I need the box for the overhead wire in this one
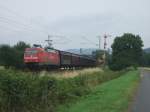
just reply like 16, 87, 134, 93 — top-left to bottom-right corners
0, 4, 49, 33
0, 4, 74, 46
0, 16, 48, 34
81, 36, 98, 47
0, 17, 45, 34
0, 4, 100, 48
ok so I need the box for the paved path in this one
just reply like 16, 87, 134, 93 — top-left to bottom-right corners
132, 69, 150, 112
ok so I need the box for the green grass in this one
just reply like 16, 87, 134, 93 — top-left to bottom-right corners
57, 70, 140, 112
0, 66, 4, 70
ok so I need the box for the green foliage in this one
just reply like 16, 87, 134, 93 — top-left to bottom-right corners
0, 69, 125, 112
109, 33, 143, 71
13, 41, 30, 69
0, 70, 57, 112
0, 45, 16, 68
0, 41, 30, 69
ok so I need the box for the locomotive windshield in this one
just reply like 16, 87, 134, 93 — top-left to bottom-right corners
25, 48, 39, 55
25, 50, 37, 54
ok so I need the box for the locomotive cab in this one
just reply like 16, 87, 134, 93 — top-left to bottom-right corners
24, 48, 43, 63
24, 47, 60, 69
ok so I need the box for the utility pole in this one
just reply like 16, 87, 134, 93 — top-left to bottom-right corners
45, 35, 53, 48
96, 36, 101, 50
98, 36, 101, 50
80, 48, 83, 54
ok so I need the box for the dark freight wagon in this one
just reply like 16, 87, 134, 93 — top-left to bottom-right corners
71, 54, 80, 67
60, 51, 72, 67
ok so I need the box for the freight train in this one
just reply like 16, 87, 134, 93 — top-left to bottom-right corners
24, 46, 96, 70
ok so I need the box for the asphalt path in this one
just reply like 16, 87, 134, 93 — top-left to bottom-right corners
132, 69, 150, 112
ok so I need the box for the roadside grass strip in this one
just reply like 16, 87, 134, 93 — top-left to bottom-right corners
57, 70, 140, 112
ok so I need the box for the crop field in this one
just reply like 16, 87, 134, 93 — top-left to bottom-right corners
39, 67, 103, 78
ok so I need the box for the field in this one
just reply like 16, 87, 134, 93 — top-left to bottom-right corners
57, 70, 140, 112
38, 67, 103, 78
0, 68, 139, 112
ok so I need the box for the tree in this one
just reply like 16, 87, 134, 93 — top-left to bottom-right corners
13, 41, 30, 68
109, 33, 143, 71
14, 41, 30, 51
0, 45, 16, 68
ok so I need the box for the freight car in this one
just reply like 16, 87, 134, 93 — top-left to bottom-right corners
24, 46, 96, 69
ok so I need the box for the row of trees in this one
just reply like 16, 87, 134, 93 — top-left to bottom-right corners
0, 41, 30, 69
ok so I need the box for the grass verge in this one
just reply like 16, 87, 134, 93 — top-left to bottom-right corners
57, 70, 140, 112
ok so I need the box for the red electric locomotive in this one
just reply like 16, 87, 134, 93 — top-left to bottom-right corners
24, 47, 60, 69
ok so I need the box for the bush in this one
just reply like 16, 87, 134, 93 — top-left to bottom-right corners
0, 69, 125, 112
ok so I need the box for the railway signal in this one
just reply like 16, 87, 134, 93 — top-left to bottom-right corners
103, 34, 111, 67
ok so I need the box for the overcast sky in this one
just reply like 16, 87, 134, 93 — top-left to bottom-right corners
0, 0, 149, 50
